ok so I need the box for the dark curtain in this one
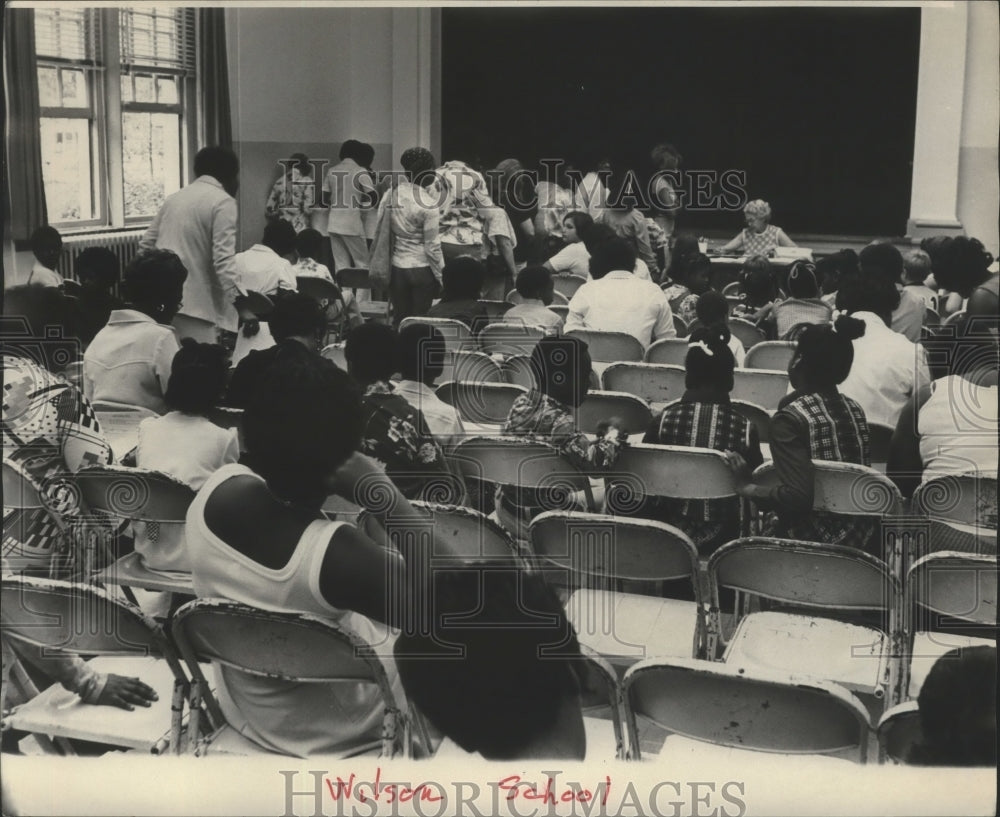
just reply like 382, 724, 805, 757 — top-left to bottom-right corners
198, 8, 232, 149
3, 7, 48, 241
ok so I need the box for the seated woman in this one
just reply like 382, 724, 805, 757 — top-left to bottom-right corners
888, 316, 998, 515
597, 170, 659, 279
133, 340, 240, 574
765, 260, 832, 339
907, 645, 996, 767
426, 255, 492, 335
728, 316, 877, 552
815, 249, 860, 308
344, 323, 458, 503
502, 266, 563, 334
642, 327, 763, 554
83, 250, 186, 414
544, 211, 594, 279
185, 353, 461, 757
3, 286, 113, 579
720, 199, 796, 257
498, 335, 625, 533
921, 235, 998, 322
730, 255, 779, 323
395, 561, 588, 760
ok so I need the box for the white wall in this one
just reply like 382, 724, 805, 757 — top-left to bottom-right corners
957, 0, 999, 257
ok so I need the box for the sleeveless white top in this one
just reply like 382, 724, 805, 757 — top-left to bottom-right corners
918, 375, 999, 483
186, 463, 400, 757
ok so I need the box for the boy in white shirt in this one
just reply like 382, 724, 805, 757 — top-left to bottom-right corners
503, 266, 563, 334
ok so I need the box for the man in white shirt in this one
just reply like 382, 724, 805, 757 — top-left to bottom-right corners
564, 237, 676, 347
140, 146, 253, 343
837, 246, 931, 428
323, 139, 374, 272
393, 323, 465, 451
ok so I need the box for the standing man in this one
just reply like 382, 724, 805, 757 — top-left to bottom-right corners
140, 146, 254, 343
323, 139, 375, 272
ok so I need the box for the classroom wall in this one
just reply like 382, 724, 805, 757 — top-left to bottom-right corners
957, 1, 999, 257
225, 7, 393, 250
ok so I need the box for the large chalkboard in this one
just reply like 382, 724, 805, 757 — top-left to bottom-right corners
442, 6, 920, 237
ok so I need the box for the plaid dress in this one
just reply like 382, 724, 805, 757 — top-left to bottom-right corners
741, 225, 782, 257
646, 398, 762, 553
766, 390, 875, 549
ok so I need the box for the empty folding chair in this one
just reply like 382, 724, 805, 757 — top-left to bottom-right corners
622, 657, 872, 762
912, 474, 998, 555
530, 512, 705, 669
601, 362, 686, 412
672, 315, 689, 338
731, 368, 791, 411
506, 288, 568, 306
722, 282, 741, 296
170, 598, 418, 757
336, 267, 390, 322
643, 337, 689, 366
576, 391, 653, 437
478, 323, 546, 358
903, 551, 997, 701
727, 318, 766, 350
438, 351, 504, 385
1, 575, 188, 755
877, 701, 923, 763
548, 304, 569, 322
296, 276, 350, 344
565, 330, 645, 379
943, 310, 966, 327
435, 382, 527, 430
552, 274, 588, 300
743, 340, 796, 371
477, 299, 512, 321
502, 354, 537, 390
708, 537, 902, 713
577, 646, 627, 760
398, 316, 475, 354
80, 465, 196, 598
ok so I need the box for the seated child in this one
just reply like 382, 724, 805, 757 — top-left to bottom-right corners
291, 228, 334, 281
27, 226, 64, 288
74, 247, 123, 345
767, 260, 832, 339
666, 252, 713, 324
134, 340, 240, 574
503, 266, 563, 334
902, 249, 939, 312
695, 290, 745, 366
730, 255, 779, 323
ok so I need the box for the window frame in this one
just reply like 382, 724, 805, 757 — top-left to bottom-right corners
34, 6, 198, 234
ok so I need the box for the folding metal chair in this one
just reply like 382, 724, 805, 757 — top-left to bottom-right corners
548, 304, 569, 322
476, 299, 512, 321
92, 404, 158, 463
320, 342, 348, 370
530, 512, 704, 668
477, 323, 545, 358
336, 267, 390, 321
743, 340, 796, 372
727, 318, 766, 350
296, 276, 350, 344
565, 330, 645, 379
506, 288, 569, 306
622, 657, 872, 762
435, 382, 527, 429
438, 351, 504, 385
170, 598, 419, 758
672, 315, 689, 338
1, 575, 188, 755
868, 422, 895, 473
502, 354, 598, 391
903, 550, 997, 700
552, 274, 588, 300
643, 337, 689, 366
397, 316, 475, 354
80, 465, 196, 598
601, 362, 686, 412
707, 537, 902, 712
576, 391, 653, 437
876, 700, 922, 763
911, 474, 998, 555
731, 368, 791, 410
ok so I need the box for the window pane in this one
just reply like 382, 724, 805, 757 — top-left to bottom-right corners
60, 69, 88, 107
121, 74, 134, 103
122, 112, 181, 218
134, 74, 155, 102
38, 67, 60, 107
40, 118, 96, 222
156, 76, 178, 104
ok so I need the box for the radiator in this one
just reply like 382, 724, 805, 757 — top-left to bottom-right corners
57, 230, 145, 283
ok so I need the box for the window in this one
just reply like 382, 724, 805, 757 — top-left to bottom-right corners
35, 6, 198, 230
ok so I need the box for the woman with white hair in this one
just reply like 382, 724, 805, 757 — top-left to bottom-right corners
720, 199, 796, 256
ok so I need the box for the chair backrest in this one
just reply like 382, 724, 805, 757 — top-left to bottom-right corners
577, 646, 627, 759
623, 657, 871, 760
397, 317, 475, 354
76, 464, 196, 523
451, 436, 594, 500
906, 551, 997, 627
601, 362, 686, 409
752, 461, 903, 516
722, 281, 740, 296
1, 575, 171, 658
743, 341, 796, 372
605, 443, 738, 513
644, 337, 689, 366
877, 701, 923, 764
548, 304, 569, 321
501, 354, 536, 390
912, 474, 998, 539
576, 391, 653, 436
476, 299, 511, 321
335, 267, 372, 292
924, 307, 940, 327
357, 501, 521, 562
295, 276, 344, 305
477, 323, 545, 357
942, 309, 966, 327
242, 290, 274, 318
727, 318, 766, 350
731, 399, 773, 444
435, 381, 526, 426
92, 402, 159, 415
529, 511, 699, 587
672, 315, 689, 338
731, 368, 791, 410
439, 351, 504, 385
552, 274, 588, 299
506, 289, 569, 306
867, 422, 895, 468
205, 405, 244, 431
708, 537, 899, 612
565, 330, 644, 364
320, 342, 348, 370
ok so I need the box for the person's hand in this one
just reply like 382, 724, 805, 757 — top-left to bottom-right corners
324, 452, 388, 502
723, 451, 753, 494
242, 317, 260, 338
96, 675, 158, 710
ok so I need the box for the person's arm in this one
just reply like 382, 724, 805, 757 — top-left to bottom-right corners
139, 208, 161, 252
563, 290, 588, 334
719, 231, 745, 254
422, 206, 444, 285
212, 198, 254, 324
495, 235, 518, 280
912, 344, 932, 400
152, 332, 181, 405
651, 294, 678, 341
887, 388, 928, 499
733, 409, 813, 515
633, 215, 659, 275
320, 170, 332, 209
551, 415, 625, 474
264, 177, 283, 220
775, 228, 797, 248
